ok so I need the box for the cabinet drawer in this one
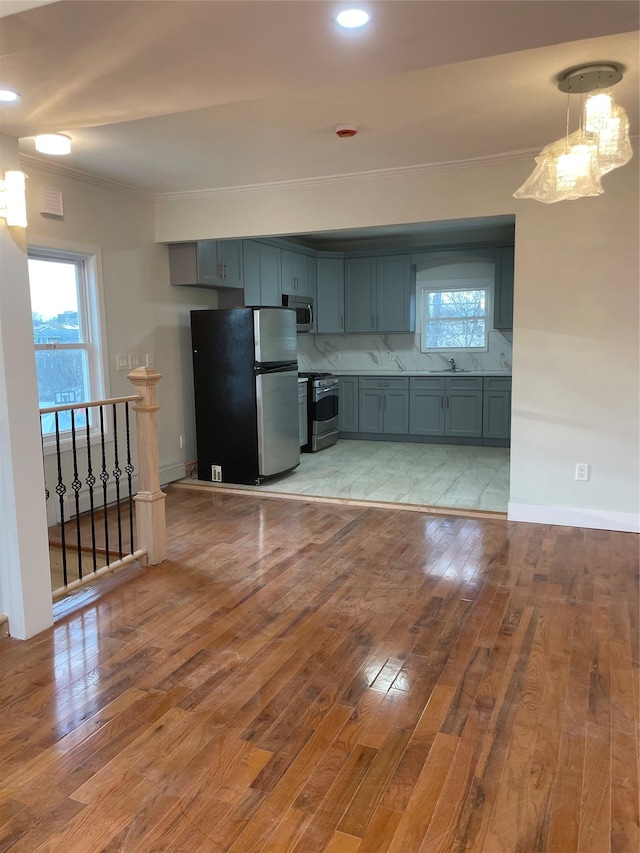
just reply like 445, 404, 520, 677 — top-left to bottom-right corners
410, 377, 445, 391
359, 377, 409, 391
484, 377, 512, 391
445, 377, 482, 391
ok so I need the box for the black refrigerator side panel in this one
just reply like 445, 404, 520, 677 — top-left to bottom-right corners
190, 309, 259, 484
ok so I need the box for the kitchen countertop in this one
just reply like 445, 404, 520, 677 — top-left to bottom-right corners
330, 370, 512, 377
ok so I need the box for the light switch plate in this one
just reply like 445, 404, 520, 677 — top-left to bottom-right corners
116, 353, 129, 371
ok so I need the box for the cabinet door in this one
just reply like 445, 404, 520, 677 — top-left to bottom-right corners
409, 389, 445, 435
384, 390, 409, 434
483, 390, 511, 439
259, 244, 282, 306
445, 390, 483, 437
217, 240, 243, 289
242, 241, 281, 306
376, 255, 415, 332
338, 377, 358, 432
359, 389, 384, 433
345, 259, 376, 333
281, 250, 308, 296
195, 241, 222, 285
494, 246, 514, 330
316, 259, 345, 334
242, 241, 261, 305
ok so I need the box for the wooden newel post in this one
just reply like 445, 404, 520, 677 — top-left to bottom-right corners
127, 367, 166, 565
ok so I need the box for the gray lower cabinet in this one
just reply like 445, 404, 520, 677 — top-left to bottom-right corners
168, 240, 243, 289
482, 377, 511, 439
338, 377, 358, 432
409, 378, 445, 435
409, 376, 483, 439
242, 241, 281, 306
359, 378, 409, 435
316, 258, 344, 334
446, 378, 483, 437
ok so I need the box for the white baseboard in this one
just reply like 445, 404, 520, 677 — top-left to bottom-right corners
508, 501, 640, 533
160, 462, 187, 486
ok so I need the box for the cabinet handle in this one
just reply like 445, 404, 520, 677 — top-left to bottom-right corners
217, 263, 222, 278
223, 264, 227, 279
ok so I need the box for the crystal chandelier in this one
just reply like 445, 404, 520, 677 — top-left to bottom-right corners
514, 63, 632, 203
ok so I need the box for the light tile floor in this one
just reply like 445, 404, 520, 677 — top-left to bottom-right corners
223, 440, 510, 513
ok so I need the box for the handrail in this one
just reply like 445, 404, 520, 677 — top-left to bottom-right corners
39, 394, 142, 415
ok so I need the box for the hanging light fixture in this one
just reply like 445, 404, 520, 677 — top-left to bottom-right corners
514, 63, 632, 203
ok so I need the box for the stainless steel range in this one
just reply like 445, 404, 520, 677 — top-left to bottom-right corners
298, 372, 339, 452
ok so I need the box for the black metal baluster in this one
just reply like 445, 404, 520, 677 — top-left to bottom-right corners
85, 408, 97, 574
70, 408, 83, 580
112, 403, 123, 559
125, 402, 135, 552
54, 412, 67, 587
99, 406, 110, 561
40, 419, 49, 504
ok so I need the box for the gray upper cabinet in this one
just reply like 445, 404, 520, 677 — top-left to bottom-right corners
281, 250, 316, 299
168, 240, 243, 289
316, 258, 345, 334
345, 255, 415, 334
494, 246, 514, 330
345, 258, 377, 333
243, 241, 281, 306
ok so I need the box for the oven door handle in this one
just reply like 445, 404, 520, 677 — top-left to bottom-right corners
313, 386, 338, 400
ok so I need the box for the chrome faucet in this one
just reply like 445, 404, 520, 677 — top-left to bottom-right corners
448, 358, 456, 371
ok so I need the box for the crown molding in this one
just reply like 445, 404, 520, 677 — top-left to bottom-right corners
19, 154, 155, 201
154, 148, 544, 203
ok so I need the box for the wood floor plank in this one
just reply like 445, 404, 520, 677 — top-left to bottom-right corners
0, 486, 636, 852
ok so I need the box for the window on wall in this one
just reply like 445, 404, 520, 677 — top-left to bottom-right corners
420, 277, 491, 352
28, 247, 106, 436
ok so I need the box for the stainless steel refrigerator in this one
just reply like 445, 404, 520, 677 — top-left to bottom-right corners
190, 307, 300, 485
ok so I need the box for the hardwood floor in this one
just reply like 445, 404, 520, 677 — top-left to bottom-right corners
1, 486, 638, 851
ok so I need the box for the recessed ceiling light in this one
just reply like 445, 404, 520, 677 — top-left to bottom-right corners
0, 89, 20, 103
336, 9, 369, 28
35, 133, 72, 155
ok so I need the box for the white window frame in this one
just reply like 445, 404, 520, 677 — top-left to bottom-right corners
28, 242, 110, 454
420, 277, 493, 353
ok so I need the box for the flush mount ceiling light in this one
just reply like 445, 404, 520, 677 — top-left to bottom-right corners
0, 89, 20, 103
514, 63, 632, 204
336, 9, 369, 28
34, 133, 72, 155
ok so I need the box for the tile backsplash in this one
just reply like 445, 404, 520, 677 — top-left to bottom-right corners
297, 330, 512, 374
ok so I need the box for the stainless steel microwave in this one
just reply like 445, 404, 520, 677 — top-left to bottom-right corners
282, 294, 313, 333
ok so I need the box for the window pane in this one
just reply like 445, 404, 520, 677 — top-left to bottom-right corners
425, 319, 486, 349
35, 348, 90, 412
28, 258, 82, 343
427, 289, 486, 319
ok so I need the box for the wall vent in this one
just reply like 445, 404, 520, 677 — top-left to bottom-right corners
39, 186, 64, 217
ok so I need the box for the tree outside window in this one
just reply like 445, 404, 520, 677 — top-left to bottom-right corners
421, 283, 490, 352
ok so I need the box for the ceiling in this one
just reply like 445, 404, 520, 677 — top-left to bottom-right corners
1, 1, 638, 201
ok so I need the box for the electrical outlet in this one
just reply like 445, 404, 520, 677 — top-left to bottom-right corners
179, 434, 185, 449
575, 463, 590, 482
128, 353, 140, 369
116, 353, 129, 371
211, 464, 222, 482
334, 353, 341, 363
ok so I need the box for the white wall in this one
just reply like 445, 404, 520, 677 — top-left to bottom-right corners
156, 156, 639, 531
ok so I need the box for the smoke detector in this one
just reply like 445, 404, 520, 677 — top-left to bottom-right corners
336, 124, 357, 138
